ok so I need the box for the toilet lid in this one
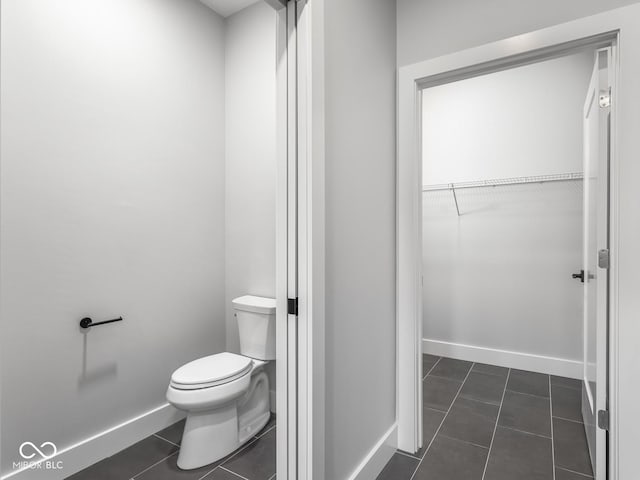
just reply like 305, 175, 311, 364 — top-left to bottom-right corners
170, 352, 252, 389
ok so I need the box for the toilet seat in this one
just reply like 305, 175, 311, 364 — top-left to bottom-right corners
170, 352, 253, 390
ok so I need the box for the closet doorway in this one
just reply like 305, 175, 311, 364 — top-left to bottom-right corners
397, 30, 618, 480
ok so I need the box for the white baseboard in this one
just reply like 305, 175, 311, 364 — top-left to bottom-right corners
423, 338, 582, 379
347, 423, 397, 480
2, 403, 184, 480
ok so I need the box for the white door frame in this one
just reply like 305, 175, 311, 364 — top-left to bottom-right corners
294, 1, 326, 479
275, 1, 326, 479
398, 5, 640, 478
581, 48, 614, 480
274, 1, 293, 478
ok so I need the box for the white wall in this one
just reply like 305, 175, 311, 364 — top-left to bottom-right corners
423, 185, 584, 372
422, 53, 593, 184
421, 53, 593, 375
323, 0, 397, 478
224, 1, 277, 401
0, 0, 226, 476
224, 1, 276, 353
397, 0, 640, 67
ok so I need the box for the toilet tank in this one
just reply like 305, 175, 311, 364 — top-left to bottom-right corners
232, 295, 276, 361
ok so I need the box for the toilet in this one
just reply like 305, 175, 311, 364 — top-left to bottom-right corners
166, 295, 276, 470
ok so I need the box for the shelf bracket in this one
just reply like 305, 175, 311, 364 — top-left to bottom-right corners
450, 184, 460, 216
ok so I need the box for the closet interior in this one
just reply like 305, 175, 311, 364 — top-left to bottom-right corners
417, 50, 597, 480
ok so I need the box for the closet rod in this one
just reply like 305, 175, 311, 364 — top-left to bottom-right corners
422, 172, 583, 192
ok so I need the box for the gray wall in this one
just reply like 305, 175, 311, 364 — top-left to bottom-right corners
324, 0, 397, 478
224, 0, 277, 402
0, 0, 226, 474
397, 0, 640, 66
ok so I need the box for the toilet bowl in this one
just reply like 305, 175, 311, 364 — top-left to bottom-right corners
166, 295, 276, 470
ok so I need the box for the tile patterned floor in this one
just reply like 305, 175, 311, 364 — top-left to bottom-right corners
66, 414, 276, 480
377, 355, 594, 480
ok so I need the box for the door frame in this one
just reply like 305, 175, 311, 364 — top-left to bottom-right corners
275, 1, 326, 479
274, 1, 292, 478
581, 47, 613, 480
397, 5, 640, 478
292, 1, 326, 478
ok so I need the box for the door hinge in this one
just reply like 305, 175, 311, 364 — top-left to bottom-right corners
599, 88, 611, 108
597, 409, 609, 431
287, 297, 298, 316
598, 249, 610, 269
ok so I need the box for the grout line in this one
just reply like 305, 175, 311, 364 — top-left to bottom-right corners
549, 375, 557, 480
199, 468, 221, 480
474, 372, 509, 380
499, 425, 552, 440
470, 365, 510, 379
422, 406, 448, 414
438, 433, 489, 451
454, 396, 501, 408
216, 428, 267, 466
480, 368, 511, 480
504, 388, 551, 400
427, 373, 467, 382
423, 356, 442, 380
408, 363, 476, 480
555, 466, 594, 478
425, 401, 447, 411
199, 467, 232, 480
153, 433, 181, 447
552, 415, 585, 425
198, 429, 267, 480
220, 465, 251, 480
551, 381, 582, 393
131, 450, 179, 479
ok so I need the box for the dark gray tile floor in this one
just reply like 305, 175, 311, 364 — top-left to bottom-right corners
66, 414, 276, 480
377, 356, 594, 480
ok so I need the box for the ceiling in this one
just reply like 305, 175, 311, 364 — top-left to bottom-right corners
199, 0, 260, 18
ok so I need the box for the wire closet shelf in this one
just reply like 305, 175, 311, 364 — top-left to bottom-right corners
422, 172, 583, 192
422, 172, 584, 216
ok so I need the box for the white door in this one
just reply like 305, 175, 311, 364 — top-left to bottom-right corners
581, 48, 611, 480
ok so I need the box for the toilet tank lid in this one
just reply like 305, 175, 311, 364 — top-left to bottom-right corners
232, 295, 276, 314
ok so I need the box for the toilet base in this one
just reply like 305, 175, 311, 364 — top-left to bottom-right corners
175, 371, 271, 470
177, 404, 238, 470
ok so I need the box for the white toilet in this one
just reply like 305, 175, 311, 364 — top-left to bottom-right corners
166, 295, 276, 470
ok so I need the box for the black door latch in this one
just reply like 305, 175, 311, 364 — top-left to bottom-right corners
572, 270, 585, 283
287, 298, 298, 316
